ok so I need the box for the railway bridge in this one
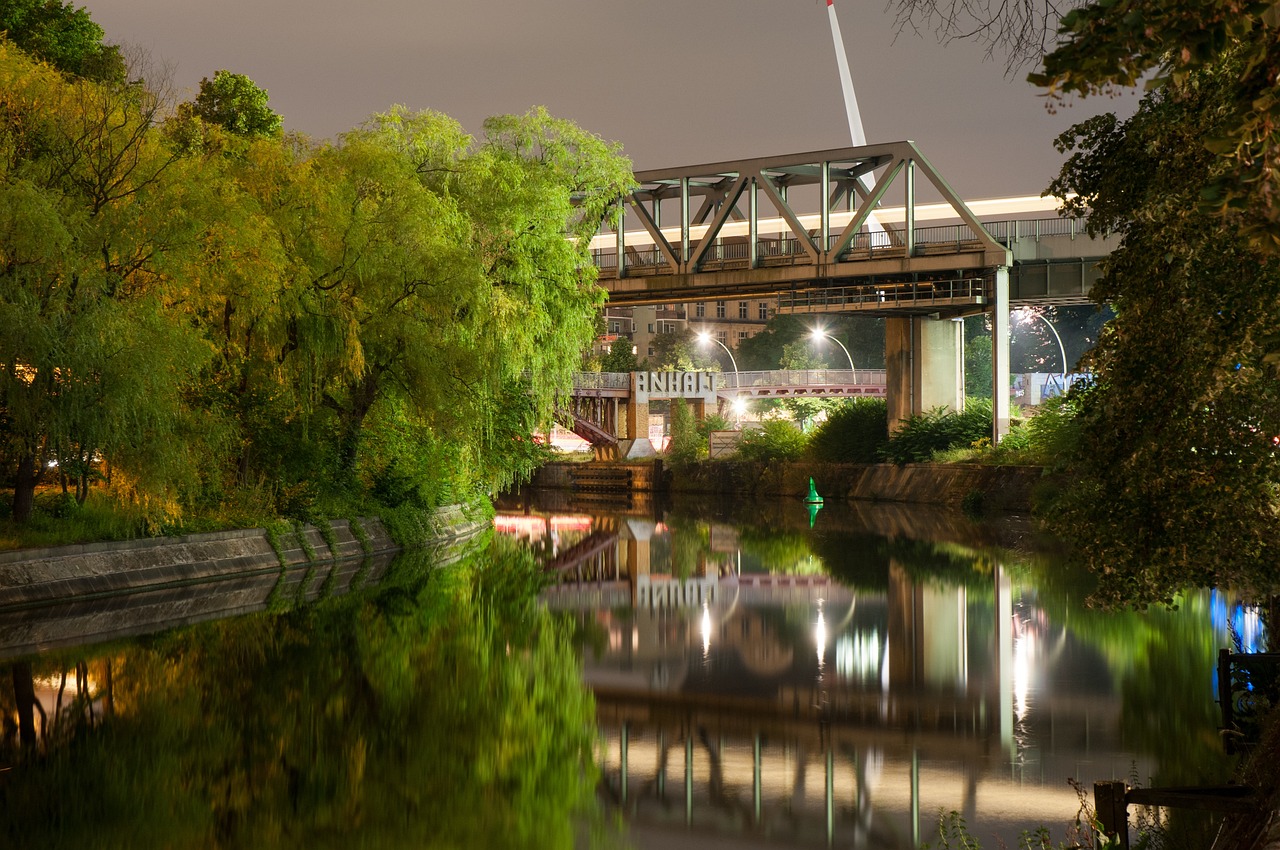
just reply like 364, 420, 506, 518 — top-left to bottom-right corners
585, 142, 1116, 441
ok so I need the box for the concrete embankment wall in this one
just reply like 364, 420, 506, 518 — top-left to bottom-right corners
531, 462, 664, 491
0, 518, 396, 610
0, 509, 489, 659
674, 462, 1045, 513
532, 459, 1045, 513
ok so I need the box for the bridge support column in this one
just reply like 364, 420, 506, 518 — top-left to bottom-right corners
885, 316, 964, 428
992, 266, 1011, 442
621, 374, 656, 458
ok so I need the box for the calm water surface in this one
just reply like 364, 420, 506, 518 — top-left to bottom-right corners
0, 494, 1252, 848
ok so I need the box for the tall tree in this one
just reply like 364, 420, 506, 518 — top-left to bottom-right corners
1045, 55, 1280, 604
187, 69, 282, 138
0, 42, 215, 522
0, 0, 124, 81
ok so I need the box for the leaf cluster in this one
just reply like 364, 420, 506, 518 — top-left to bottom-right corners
735, 419, 808, 463
1032, 0, 1280, 254
1043, 53, 1280, 605
882, 401, 992, 464
805, 398, 889, 464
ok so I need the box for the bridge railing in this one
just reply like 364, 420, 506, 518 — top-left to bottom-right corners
570, 370, 887, 393
778, 277, 987, 311
571, 372, 631, 391
718, 369, 887, 391
591, 217, 1095, 273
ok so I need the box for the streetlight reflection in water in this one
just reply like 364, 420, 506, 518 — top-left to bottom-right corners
494, 498, 1245, 849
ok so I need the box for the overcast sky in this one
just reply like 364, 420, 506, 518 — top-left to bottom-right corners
81, 0, 1136, 200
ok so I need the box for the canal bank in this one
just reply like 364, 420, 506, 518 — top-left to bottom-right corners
531, 460, 1047, 514
0, 506, 488, 659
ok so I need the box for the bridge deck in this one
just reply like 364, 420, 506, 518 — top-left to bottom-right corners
586, 144, 1114, 313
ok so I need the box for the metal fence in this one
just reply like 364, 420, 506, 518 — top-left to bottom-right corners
591, 217, 1094, 272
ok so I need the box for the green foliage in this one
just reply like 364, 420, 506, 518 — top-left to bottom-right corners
698, 412, 732, 439
0, 0, 124, 81
882, 401, 992, 464
805, 398, 889, 463
188, 69, 282, 137
599, 336, 637, 372
1030, 0, 1280, 255
736, 314, 885, 371
666, 397, 702, 469
0, 540, 603, 849
0, 38, 634, 531
964, 323, 993, 399
735, 420, 808, 463
1041, 53, 1280, 606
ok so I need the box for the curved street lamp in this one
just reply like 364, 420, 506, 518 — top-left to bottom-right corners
809, 328, 855, 371
696, 330, 739, 375
696, 331, 742, 423
1013, 308, 1067, 382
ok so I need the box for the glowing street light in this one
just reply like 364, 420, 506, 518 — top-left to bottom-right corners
1012, 308, 1067, 382
809, 327, 855, 371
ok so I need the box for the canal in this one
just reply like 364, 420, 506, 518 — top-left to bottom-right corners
0, 494, 1251, 848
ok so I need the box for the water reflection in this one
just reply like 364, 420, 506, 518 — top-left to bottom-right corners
496, 493, 1247, 849
0, 495, 1259, 850
0, 541, 606, 849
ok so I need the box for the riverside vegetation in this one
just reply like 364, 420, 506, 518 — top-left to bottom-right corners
0, 4, 634, 548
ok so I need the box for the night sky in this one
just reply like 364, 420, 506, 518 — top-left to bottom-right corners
80, 0, 1137, 200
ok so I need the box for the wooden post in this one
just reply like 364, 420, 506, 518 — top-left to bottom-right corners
1218, 648, 1235, 752
1094, 780, 1130, 850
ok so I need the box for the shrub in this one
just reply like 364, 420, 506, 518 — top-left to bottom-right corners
1023, 394, 1083, 470
698, 412, 732, 439
806, 398, 888, 463
667, 398, 703, 468
883, 400, 992, 464
736, 420, 808, 462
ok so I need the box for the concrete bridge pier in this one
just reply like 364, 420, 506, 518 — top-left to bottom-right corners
885, 316, 965, 428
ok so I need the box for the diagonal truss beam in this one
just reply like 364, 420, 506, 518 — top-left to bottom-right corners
604, 142, 1009, 275
625, 197, 681, 272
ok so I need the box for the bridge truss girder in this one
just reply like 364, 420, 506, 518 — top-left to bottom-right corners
598, 142, 1011, 315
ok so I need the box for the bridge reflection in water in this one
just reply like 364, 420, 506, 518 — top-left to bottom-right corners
492, 496, 1203, 849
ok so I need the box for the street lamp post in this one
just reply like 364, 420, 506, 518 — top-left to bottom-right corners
696, 331, 739, 376
1014, 309, 1068, 383
809, 328, 855, 372
696, 331, 742, 424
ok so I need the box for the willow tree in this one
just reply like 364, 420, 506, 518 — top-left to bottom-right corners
273, 106, 633, 501
0, 42, 218, 522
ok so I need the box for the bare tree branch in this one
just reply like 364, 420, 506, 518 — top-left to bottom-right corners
887, 0, 1083, 73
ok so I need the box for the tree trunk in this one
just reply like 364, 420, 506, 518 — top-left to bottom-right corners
12, 662, 37, 749
337, 370, 383, 476
13, 453, 39, 523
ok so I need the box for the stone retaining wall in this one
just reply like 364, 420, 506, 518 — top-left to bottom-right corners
672, 461, 1045, 513
0, 518, 397, 611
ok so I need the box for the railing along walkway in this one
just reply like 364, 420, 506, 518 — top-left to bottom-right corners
570, 370, 887, 399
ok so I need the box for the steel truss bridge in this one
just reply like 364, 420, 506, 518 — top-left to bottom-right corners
589, 142, 1116, 314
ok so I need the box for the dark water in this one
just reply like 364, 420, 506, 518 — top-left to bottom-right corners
0, 495, 1252, 848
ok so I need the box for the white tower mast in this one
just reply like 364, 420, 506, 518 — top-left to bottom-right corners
825, 0, 884, 236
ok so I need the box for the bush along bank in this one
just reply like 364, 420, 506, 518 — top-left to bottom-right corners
668, 460, 1045, 515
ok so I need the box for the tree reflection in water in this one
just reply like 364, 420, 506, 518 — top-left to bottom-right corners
0, 538, 609, 849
